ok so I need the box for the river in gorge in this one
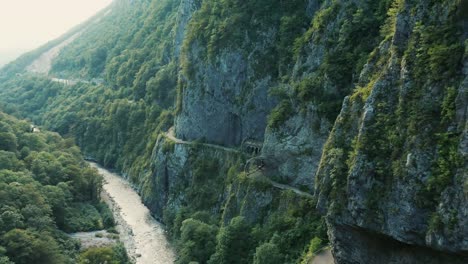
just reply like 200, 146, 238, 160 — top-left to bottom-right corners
87, 162, 334, 264
88, 162, 175, 264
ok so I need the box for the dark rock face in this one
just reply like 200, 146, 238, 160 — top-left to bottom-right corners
329, 225, 468, 264
175, 45, 276, 147
262, 107, 331, 190
226, 112, 242, 146
315, 0, 468, 262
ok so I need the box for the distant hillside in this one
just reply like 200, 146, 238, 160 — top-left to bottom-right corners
0, 50, 24, 68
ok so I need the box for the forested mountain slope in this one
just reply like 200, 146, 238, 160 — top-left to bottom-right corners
0, 112, 128, 264
0, 0, 466, 263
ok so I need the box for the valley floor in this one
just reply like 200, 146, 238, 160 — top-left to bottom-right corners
90, 162, 175, 264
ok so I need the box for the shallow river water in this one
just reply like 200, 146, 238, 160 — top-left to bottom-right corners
89, 162, 175, 264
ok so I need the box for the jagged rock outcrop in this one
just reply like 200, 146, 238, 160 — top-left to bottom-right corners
174, 0, 310, 147
315, 0, 467, 263
174, 0, 200, 58
138, 135, 241, 219
261, 0, 392, 190
175, 29, 277, 147
262, 107, 331, 189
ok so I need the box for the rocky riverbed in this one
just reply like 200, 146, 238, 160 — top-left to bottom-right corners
89, 162, 175, 264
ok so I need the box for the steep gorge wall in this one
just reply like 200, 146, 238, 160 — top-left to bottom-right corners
173, 0, 467, 262
175, 0, 394, 190
139, 136, 243, 219
314, 0, 467, 263
261, 0, 392, 189
130, 134, 326, 263
175, 0, 311, 146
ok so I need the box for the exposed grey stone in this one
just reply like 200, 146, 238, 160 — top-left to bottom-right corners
262, 103, 330, 190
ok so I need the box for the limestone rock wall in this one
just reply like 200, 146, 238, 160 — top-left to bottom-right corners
314, 0, 467, 262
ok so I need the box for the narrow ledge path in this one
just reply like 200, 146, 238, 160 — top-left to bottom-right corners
270, 180, 314, 199
163, 128, 314, 199
164, 127, 240, 153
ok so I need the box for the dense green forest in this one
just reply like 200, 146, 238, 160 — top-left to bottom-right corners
0, 0, 181, 172
0, 0, 466, 263
0, 112, 128, 264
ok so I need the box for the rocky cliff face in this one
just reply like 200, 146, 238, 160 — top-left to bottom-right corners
261, 0, 392, 190
139, 135, 242, 219
175, 46, 273, 146
174, 0, 310, 147
173, 0, 468, 262
314, 0, 467, 262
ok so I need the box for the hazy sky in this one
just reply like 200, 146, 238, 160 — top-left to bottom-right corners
0, 0, 112, 66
